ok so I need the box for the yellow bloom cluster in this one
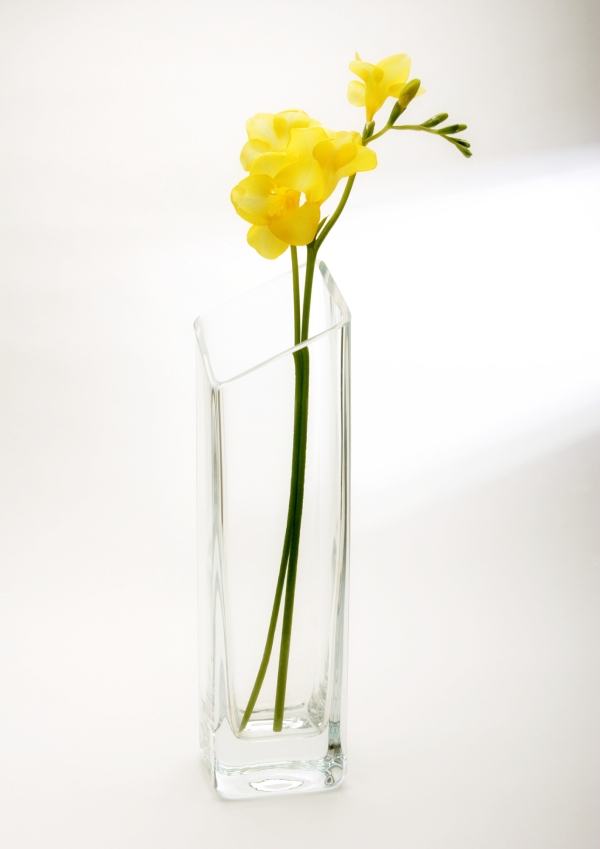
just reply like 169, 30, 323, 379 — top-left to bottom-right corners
231, 110, 377, 259
348, 52, 424, 122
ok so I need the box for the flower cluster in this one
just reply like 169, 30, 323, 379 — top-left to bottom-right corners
231, 110, 377, 258
231, 52, 469, 260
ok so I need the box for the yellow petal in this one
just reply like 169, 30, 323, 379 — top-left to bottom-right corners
377, 53, 411, 87
349, 58, 384, 84
269, 202, 321, 246
247, 225, 288, 259
274, 157, 325, 202
337, 144, 377, 178
245, 113, 279, 148
332, 142, 358, 171
286, 126, 331, 161
272, 109, 313, 138
249, 152, 290, 178
240, 138, 271, 171
347, 80, 366, 107
232, 175, 280, 225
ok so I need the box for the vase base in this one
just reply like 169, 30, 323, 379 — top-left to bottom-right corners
213, 756, 346, 800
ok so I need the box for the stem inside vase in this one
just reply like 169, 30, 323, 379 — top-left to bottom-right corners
239, 244, 317, 732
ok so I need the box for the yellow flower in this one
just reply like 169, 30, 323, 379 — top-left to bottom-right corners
231, 175, 321, 259
240, 110, 322, 172
272, 127, 377, 202
232, 111, 377, 258
348, 52, 422, 122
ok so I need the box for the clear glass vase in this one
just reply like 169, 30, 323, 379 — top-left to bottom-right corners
194, 260, 350, 799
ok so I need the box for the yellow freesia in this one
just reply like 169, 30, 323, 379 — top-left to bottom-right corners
232, 110, 377, 258
240, 110, 322, 172
251, 126, 377, 204
348, 52, 423, 122
231, 174, 320, 259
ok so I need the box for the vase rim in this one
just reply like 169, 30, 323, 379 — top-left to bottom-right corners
194, 260, 350, 387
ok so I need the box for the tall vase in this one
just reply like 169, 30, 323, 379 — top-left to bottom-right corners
195, 260, 350, 799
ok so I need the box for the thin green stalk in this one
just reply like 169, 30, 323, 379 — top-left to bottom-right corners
314, 176, 356, 254
273, 246, 316, 730
291, 245, 301, 345
314, 123, 371, 253
273, 350, 310, 730
238, 247, 303, 732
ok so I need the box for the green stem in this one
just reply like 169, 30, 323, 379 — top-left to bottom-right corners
242, 126, 361, 730
390, 124, 471, 154
314, 176, 356, 254
365, 124, 390, 143
391, 123, 445, 135
273, 343, 309, 730
314, 123, 373, 254
238, 247, 303, 732
291, 245, 300, 345
273, 246, 316, 730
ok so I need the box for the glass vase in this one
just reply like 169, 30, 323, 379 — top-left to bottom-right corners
194, 260, 350, 799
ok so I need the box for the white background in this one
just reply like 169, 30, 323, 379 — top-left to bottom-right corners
1, 1, 599, 846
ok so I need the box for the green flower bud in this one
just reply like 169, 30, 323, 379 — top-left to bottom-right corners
420, 113, 448, 128
439, 124, 468, 135
455, 145, 473, 158
398, 78, 421, 111
363, 121, 375, 139
388, 100, 402, 126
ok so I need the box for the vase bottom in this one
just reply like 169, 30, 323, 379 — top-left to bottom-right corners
212, 755, 346, 800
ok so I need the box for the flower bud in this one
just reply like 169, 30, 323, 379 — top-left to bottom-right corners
439, 123, 467, 135
363, 121, 375, 139
388, 100, 402, 126
398, 78, 421, 111
420, 113, 448, 128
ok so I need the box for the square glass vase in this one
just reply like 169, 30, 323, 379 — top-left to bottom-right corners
194, 260, 350, 799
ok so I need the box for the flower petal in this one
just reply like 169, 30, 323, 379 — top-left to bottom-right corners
245, 113, 279, 147
349, 58, 384, 84
269, 202, 321, 246
240, 138, 271, 171
336, 144, 377, 178
286, 126, 331, 161
273, 157, 325, 202
249, 152, 290, 178
377, 53, 411, 87
247, 225, 289, 259
231, 175, 280, 225
272, 109, 313, 138
347, 80, 366, 107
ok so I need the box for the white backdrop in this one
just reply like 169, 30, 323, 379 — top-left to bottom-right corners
1, 1, 599, 847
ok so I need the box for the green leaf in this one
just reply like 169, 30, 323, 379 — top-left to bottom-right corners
452, 138, 471, 148
420, 113, 448, 128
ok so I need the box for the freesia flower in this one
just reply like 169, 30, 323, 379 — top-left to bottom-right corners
231, 175, 321, 259
275, 127, 377, 203
347, 52, 423, 122
232, 113, 377, 258
240, 110, 322, 172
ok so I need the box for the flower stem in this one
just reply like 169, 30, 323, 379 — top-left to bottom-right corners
273, 245, 316, 731
238, 352, 303, 731
238, 246, 304, 733
241, 175, 352, 731
291, 245, 301, 346
314, 175, 356, 253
